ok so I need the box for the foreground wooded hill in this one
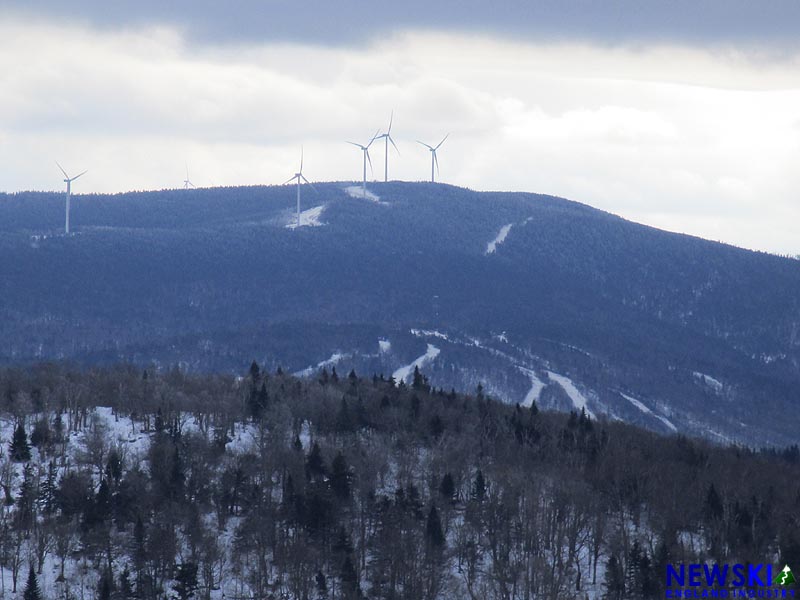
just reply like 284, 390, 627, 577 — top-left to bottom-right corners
0, 364, 798, 599
2, 183, 800, 446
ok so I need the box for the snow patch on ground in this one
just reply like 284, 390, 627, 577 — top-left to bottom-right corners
620, 393, 678, 433
344, 185, 381, 203
547, 371, 595, 418
693, 371, 723, 392
410, 328, 450, 341
285, 204, 326, 228
295, 352, 349, 377
486, 223, 513, 254
393, 344, 440, 384
518, 367, 546, 408
378, 339, 391, 353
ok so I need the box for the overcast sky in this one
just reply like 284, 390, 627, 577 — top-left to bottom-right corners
2, 1, 800, 254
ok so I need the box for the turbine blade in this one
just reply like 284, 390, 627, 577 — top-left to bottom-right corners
301, 175, 318, 193
388, 135, 400, 154
346, 141, 364, 149
435, 133, 449, 150
55, 161, 69, 179
366, 149, 373, 173
388, 110, 394, 134
434, 151, 440, 174
367, 129, 380, 148
283, 175, 297, 185
300, 146, 304, 173
417, 141, 433, 150
72, 170, 88, 180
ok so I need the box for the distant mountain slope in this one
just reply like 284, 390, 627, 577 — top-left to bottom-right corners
1, 182, 799, 445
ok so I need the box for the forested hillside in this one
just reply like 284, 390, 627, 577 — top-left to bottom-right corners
0, 364, 798, 599
2, 183, 800, 445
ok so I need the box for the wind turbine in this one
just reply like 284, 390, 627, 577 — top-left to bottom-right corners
374, 112, 399, 182
183, 164, 195, 189
56, 162, 87, 234
282, 147, 316, 228
417, 134, 449, 183
346, 130, 379, 198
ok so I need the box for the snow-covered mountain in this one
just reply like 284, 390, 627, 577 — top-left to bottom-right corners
2, 181, 799, 445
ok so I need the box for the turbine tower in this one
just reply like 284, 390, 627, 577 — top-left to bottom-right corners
56, 162, 87, 234
374, 112, 399, 182
417, 134, 449, 183
282, 147, 316, 228
346, 131, 379, 197
183, 164, 195, 189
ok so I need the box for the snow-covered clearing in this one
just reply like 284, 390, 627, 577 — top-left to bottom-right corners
393, 344, 440, 384
285, 204, 326, 228
486, 223, 513, 254
518, 367, 546, 408
344, 185, 381, 203
547, 371, 595, 418
410, 328, 450, 341
620, 393, 678, 433
378, 339, 391, 353
693, 371, 723, 392
295, 352, 349, 377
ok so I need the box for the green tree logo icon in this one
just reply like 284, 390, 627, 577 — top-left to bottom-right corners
777, 565, 795, 586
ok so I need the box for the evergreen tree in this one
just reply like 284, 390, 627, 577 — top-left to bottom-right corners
430, 414, 445, 439
336, 397, 354, 433
315, 570, 328, 599
249, 360, 260, 382
439, 472, 456, 504
624, 541, 643, 598
40, 460, 58, 514
412, 366, 429, 391
330, 451, 351, 500
306, 442, 326, 481
426, 504, 445, 548
29, 418, 51, 449
9, 422, 31, 462
106, 447, 123, 483
472, 469, 486, 502
53, 411, 64, 443
340, 555, 360, 599
333, 526, 354, 557
94, 478, 112, 523
23, 565, 41, 600
119, 566, 135, 599
603, 555, 624, 600
172, 562, 199, 600
98, 570, 112, 600
705, 484, 724, 521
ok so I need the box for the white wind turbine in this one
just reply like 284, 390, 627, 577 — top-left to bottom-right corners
417, 134, 449, 183
374, 112, 399, 182
282, 147, 316, 228
346, 130, 379, 197
183, 164, 195, 189
56, 162, 87, 234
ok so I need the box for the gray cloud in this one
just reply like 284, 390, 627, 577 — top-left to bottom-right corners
4, 0, 800, 47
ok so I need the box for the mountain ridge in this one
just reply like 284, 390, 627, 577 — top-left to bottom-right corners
1, 181, 799, 445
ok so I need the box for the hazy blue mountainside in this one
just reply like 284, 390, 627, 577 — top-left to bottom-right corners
1, 182, 799, 445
